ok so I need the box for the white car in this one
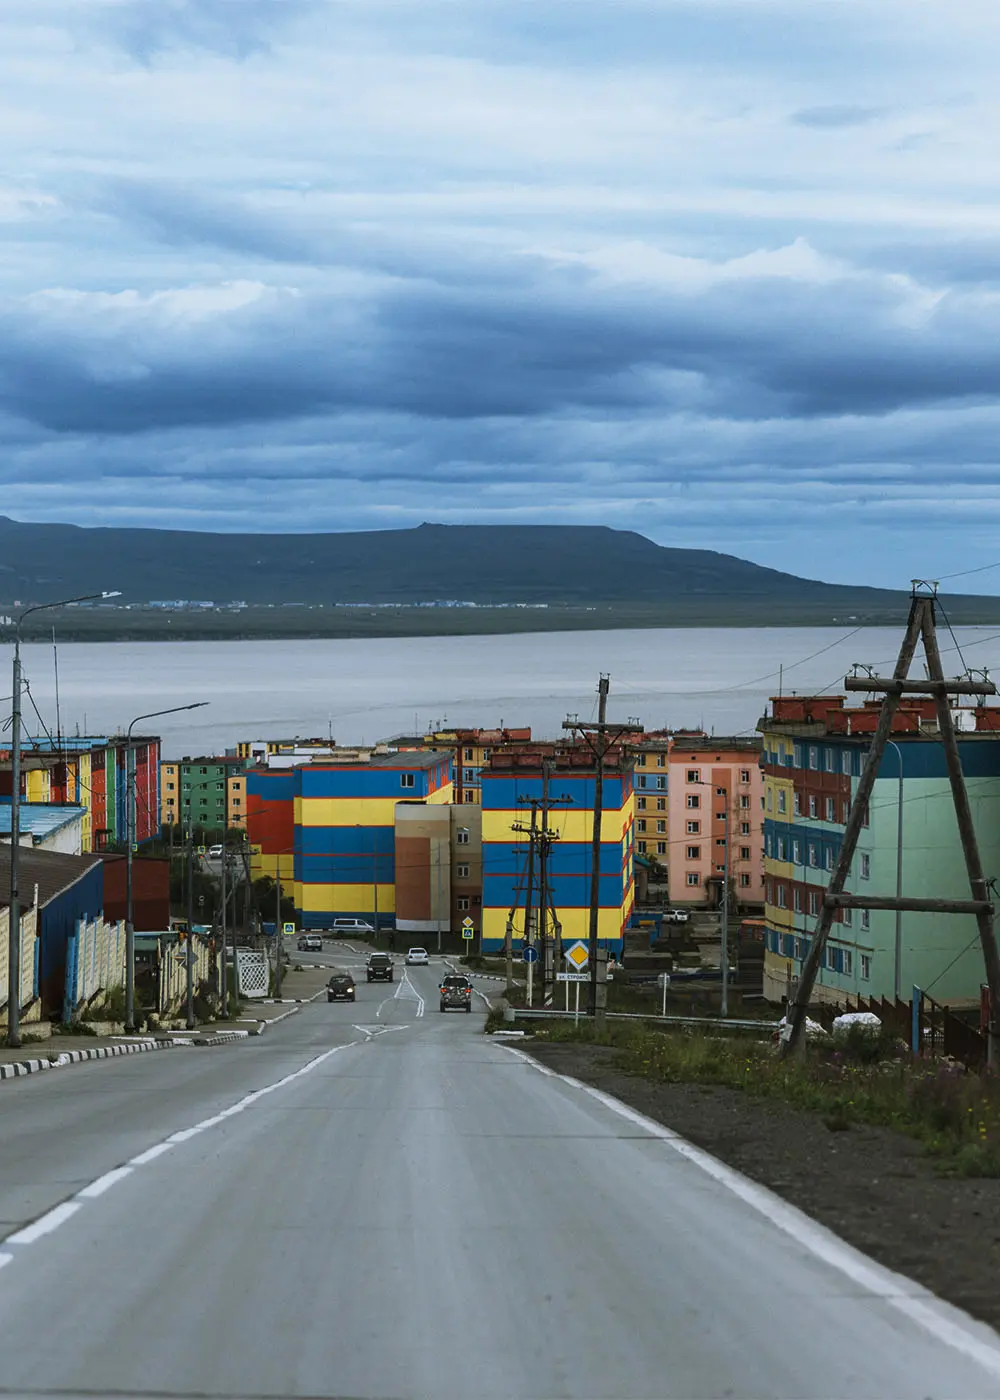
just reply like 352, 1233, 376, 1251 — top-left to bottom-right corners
330, 918, 375, 936
207, 844, 223, 858
405, 947, 429, 966
297, 932, 323, 952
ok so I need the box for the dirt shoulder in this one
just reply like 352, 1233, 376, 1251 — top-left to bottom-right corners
524, 1040, 1000, 1335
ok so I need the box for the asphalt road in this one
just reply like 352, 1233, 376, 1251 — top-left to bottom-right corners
1, 957, 999, 1399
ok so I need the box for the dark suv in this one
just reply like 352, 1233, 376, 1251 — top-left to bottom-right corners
439, 975, 472, 1013
366, 952, 394, 983
327, 972, 356, 1003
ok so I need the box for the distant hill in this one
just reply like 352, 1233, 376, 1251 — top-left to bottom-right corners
0, 517, 917, 605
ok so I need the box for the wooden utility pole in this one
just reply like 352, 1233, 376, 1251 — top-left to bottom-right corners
511, 760, 572, 1005
564, 677, 643, 1023
782, 585, 1000, 1062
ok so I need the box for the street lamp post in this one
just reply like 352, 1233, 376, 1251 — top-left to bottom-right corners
7, 590, 120, 1047
123, 702, 208, 1032
886, 739, 905, 1002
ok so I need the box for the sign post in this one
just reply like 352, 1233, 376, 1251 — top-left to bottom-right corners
557, 970, 589, 1026
462, 917, 474, 942
523, 944, 539, 1007
658, 971, 671, 1018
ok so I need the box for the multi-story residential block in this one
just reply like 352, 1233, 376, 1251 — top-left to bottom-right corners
227, 774, 246, 830
247, 751, 454, 928
162, 756, 247, 837
480, 743, 635, 956
2, 736, 160, 852
655, 736, 765, 907
759, 695, 1000, 1004
386, 728, 531, 804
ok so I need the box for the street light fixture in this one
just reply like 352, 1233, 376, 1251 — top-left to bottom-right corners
123, 702, 208, 1032
6, 590, 121, 1047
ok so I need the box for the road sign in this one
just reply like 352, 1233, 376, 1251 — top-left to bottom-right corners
522, 946, 539, 964
462, 916, 474, 929
282, 922, 295, 935
565, 941, 589, 971
557, 971, 588, 982
197, 845, 207, 856
462, 927, 475, 940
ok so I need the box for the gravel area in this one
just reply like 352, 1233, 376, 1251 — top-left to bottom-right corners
525, 1040, 1000, 1335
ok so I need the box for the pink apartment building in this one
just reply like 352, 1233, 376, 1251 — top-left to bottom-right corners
650, 736, 766, 908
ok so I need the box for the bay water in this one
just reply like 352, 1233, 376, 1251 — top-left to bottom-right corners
11, 625, 999, 758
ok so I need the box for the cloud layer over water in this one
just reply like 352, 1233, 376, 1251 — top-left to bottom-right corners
2, 0, 999, 586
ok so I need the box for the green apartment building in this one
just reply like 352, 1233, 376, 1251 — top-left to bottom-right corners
161, 756, 247, 838
760, 695, 1000, 1006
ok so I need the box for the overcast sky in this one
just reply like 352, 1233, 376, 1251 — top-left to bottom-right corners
2, 0, 999, 589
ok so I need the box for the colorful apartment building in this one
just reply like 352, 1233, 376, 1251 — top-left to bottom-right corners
387, 728, 532, 804
248, 751, 454, 928
160, 756, 247, 836
227, 774, 246, 829
663, 737, 766, 907
759, 695, 1000, 1004
480, 744, 635, 955
4, 736, 161, 853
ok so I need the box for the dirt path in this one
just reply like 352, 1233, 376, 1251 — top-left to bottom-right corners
525, 1041, 1000, 1334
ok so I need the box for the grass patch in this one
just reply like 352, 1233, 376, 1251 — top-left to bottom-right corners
532, 1022, 1000, 1176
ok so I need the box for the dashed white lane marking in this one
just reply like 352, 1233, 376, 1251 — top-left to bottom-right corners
500, 1044, 1000, 1383
0, 1036, 372, 1266
7, 1202, 82, 1245
78, 1167, 133, 1199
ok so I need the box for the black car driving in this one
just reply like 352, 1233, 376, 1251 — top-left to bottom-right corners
327, 971, 356, 1002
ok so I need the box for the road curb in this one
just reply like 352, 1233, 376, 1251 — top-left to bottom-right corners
0, 1038, 174, 1081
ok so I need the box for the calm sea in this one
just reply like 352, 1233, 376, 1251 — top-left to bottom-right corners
11, 625, 999, 758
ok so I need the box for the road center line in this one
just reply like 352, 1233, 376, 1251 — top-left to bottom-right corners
499, 1043, 1000, 1381
78, 1167, 133, 1199
7, 1202, 82, 1245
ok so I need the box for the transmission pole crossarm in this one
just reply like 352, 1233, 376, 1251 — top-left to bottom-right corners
826, 893, 993, 916
845, 678, 996, 697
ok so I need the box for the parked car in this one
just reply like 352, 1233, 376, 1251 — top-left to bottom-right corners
327, 971, 356, 1002
439, 975, 472, 1013
298, 932, 323, 952
663, 909, 690, 924
331, 917, 375, 936
207, 844, 223, 858
405, 947, 429, 966
366, 952, 394, 982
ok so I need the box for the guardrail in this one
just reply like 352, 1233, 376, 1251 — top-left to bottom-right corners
509, 1007, 778, 1033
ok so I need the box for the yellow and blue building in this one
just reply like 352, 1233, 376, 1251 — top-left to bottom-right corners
248, 751, 453, 928
480, 749, 635, 955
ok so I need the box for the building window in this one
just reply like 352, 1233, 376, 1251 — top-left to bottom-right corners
657, 841, 666, 855
793, 886, 802, 912
656, 776, 666, 790
686, 769, 700, 783
791, 839, 800, 864
842, 752, 852, 776
166, 797, 175, 807
862, 802, 870, 828
656, 820, 666, 834
739, 873, 751, 888
638, 840, 647, 853
826, 750, 837, 773
464, 748, 473, 760
824, 848, 834, 871
637, 819, 646, 832
686, 872, 700, 886
740, 845, 751, 860
457, 828, 470, 845
232, 798, 241, 808
686, 795, 700, 809
860, 954, 871, 980
776, 790, 786, 814
861, 910, 871, 931
766, 789, 773, 812
807, 844, 818, 867
842, 906, 852, 927
842, 800, 851, 823
637, 797, 646, 810
740, 769, 751, 784
462, 768, 475, 783
456, 863, 470, 879
741, 821, 751, 836
825, 797, 835, 822
166, 782, 174, 791
807, 795, 817, 819
777, 885, 786, 909
808, 890, 819, 915
793, 744, 803, 768
656, 797, 666, 811
636, 753, 646, 767
400, 773, 415, 788
740, 795, 750, 810
457, 897, 470, 911
656, 754, 665, 768
808, 747, 818, 771
777, 836, 787, 860
636, 775, 647, 789
687, 820, 700, 834
860, 853, 871, 879
686, 845, 700, 859
793, 791, 801, 817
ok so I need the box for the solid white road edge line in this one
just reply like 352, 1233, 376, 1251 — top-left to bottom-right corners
499, 1043, 1000, 1381
0, 1038, 366, 1262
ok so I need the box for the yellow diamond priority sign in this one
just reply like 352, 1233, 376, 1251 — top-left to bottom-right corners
565, 941, 589, 971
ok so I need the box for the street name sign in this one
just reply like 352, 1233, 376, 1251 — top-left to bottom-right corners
557, 972, 589, 982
